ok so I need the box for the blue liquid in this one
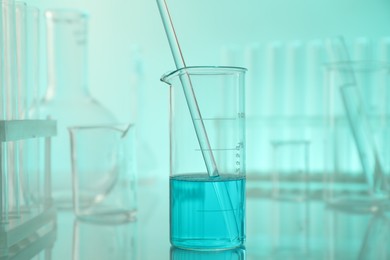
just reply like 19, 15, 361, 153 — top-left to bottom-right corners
170, 174, 246, 250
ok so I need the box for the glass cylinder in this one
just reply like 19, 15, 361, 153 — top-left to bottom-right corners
18, 5, 45, 213
15, 1, 26, 119
161, 66, 247, 250
29, 9, 117, 209
325, 61, 390, 212
1, 0, 20, 220
24, 5, 40, 117
1, 0, 17, 120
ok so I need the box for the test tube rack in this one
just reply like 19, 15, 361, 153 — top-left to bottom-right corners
0, 119, 57, 259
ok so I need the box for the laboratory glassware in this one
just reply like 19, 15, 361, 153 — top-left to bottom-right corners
29, 9, 117, 209
161, 66, 247, 250
1, 0, 22, 219
326, 61, 390, 211
1, 2, 57, 258
69, 123, 137, 224
19, 5, 41, 210
72, 218, 137, 260
270, 140, 310, 258
1, 0, 17, 120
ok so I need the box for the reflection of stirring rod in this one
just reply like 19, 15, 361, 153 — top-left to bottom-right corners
357, 213, 390, 260
156, 0, 240, 240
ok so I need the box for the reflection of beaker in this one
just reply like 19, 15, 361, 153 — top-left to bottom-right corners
72, 219, 137, 260
170, 246, 246, 260
271, 140, 310, 258
326, 61, 390, 211
29, 10, 117, 209
69, 124, 137, 224
161, 66, 247, 250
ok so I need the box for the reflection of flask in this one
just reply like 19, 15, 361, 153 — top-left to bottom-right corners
29, 10, 116, 209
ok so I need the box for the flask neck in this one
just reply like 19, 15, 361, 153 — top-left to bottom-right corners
45, 10, 90, 99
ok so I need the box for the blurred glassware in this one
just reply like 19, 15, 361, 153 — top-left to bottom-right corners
1, 0, 19, 219
29, 9, 117, 209
325, 36, 390, 211
270, 140, 310, 258
69, 123, 137, 224
19, 4, 42, 212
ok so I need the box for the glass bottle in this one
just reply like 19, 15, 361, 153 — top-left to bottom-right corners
29, 9, 117, 209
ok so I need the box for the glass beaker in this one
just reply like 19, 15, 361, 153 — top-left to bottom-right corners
326, 61, 390, 211
29, 9, 117, 209
69, 124, 137, 224
161, 66, 247, 250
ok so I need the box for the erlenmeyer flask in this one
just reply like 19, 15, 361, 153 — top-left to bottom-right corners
29, 9, 117, 209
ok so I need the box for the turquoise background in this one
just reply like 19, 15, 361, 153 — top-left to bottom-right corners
23, 0, 390, 179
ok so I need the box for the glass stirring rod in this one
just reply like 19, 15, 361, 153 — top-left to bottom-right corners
156, 0, 219, 177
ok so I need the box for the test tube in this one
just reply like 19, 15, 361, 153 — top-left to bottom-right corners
267, 41, 284, 117
244, 43, 262, 175
352, 37, 372, 61
1, 0, 18, 220
11, 1, 27, 215
20, 5, 41, 210
304, 39, 325, 117
304, 40, 326, 179
284, 41, 304, 117
377, 37, 390, 63
244, 43, 262, 117
15, 2, 27, 119
260, 42, 283, 172
0, 1, 6, 222
3, 0, 17, 120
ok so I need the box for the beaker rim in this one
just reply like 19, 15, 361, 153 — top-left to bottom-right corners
160, 66, 247, 84
68, 123, 134, 134
45, 8, 89, 21
324, 60, 390, 72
